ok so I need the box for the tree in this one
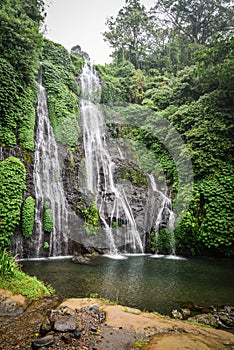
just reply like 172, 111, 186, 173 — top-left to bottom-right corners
103, 0, 150, 68
22, 0, 46, 23
152, 0, 234, 45
71, 45, 89, 61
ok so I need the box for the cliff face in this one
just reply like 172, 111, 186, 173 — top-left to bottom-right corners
3, 86, 173, 258
0, 34, 172, 258
59, 113, 176, 255
0, 50, 177, 258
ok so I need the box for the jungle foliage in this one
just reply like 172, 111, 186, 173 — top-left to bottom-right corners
99, 0, 234, 257
0, 157, 26, 249
0, 0, 233, 258
41, 40, 84, 147
0, 0, 43, 150
103, 0, 234, 71
0, 0, 85, 257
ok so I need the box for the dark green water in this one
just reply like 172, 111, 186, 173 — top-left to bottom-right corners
21, 255, 234, 315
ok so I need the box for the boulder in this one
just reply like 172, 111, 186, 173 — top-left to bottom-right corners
54, 315, 76, 332
72, 254, 90, 264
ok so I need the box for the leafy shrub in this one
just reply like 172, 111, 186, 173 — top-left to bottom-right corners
198, 164, 234, 253
18, 84, 37, 151
0, 58, 37, 151
43, 208, 54, 233
22, 196, 35, 238
43, 241, 49, 250
0, 0, 42, 83
157, 228, 173, 255
0, 249, 17, 278
41, 40, 81, 147
82, 201, 100, 235
0, 58, 19, 147
0, 157, 26, 249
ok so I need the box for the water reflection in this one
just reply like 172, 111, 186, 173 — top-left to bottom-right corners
21, 256, 234, 314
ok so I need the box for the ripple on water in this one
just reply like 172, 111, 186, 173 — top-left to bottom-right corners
103, 254, 127, 260
150, 254, 187, 260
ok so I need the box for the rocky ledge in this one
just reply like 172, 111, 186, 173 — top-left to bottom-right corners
171, 303, 234, 330
1, 293, 234, 349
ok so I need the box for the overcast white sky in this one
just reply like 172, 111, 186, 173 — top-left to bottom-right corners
44, 0, 155, 65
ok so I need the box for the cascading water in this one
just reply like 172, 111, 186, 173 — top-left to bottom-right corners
80, 63, 144, 254
32, 83, 69, 257
148, 174, 176, 255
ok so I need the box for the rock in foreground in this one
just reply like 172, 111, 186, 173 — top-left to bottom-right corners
1, 295, 234, 349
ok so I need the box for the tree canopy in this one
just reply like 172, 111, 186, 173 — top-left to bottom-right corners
103, 0, 234, 71
153, 0, 234, 44
103, 0, 150, 68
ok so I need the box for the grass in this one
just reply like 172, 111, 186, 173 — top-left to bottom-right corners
0, 270, 54, 299
134, 337, 149, 349
0, 249, 54, 300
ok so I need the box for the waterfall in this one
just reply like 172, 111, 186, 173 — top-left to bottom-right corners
80, 63, 144, 254
32, 84, 69, 257
148, 174, 176, 254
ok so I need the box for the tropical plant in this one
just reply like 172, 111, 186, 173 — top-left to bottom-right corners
0, 249, 17, 278
22, 196, 35, 238
0, 157, 26, 249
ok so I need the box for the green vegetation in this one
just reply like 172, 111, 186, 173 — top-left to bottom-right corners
134, 337, 149, 349
82, 201, 100, 235
0, 56, 38, 152
117, 160, 148, 186
150, 229, 175, 255
43, 241, 49, 250
0, 157, 26, 249
0, 0, 43, 150
103, 0, 233, 71
0, 250, 53, 299
0, 0, 233, 258
43, 202, 54, 233
99, 0, 234, 257
0, 249, 18, 279
22, 196, 35, 238
42, 39, 83, 147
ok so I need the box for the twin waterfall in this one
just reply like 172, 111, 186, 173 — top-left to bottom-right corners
22, 63, 176, 258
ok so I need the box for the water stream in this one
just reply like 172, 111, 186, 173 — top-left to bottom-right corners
32, 84, 69, 257
80, 63, 144, 254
